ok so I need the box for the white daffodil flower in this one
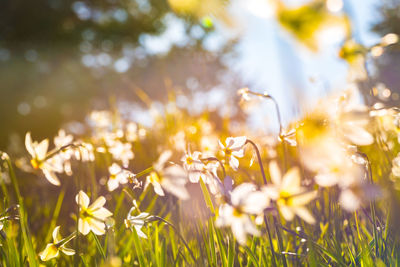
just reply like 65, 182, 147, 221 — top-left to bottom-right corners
74, 142, 95, 162
53, 129, 75, 176
54, 129, 73, 148
263, 161, 317, 224
76, 191, 113, 235
334, 89, 374, 146
125, 207, 151, 238
202, 162, 223, 195
107, 163, 135, 191
25, 132, 63, 186
39, 226, 75, 261
219, 136, 247, 171
181, 150, 204, 183
146, 151, 189, 200
108, 141, 134, 168
216, 183, 270, 244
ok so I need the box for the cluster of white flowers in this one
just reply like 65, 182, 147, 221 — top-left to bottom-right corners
39, 190, 113, 261
293, 88, 379, 211
25, 131, 94, 185
24, 86, 400, 260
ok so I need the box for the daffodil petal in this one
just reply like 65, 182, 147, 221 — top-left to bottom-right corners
60, 246, 75, 256
78, 218, 91, 235
76, 191, 90, 209
87, 218, 106, 235
295, 207, 316, 224
43, 169, 61, 186
91, 207, 113, 219
269, 161, 282, 185
36, 139, 49, 160
52, 226, 61, 243
25, 132, 35, 157
281, 167, 301, 192
88, 196, 106, 210
39, 244, 59, 261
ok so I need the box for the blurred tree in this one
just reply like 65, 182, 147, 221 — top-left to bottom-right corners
370, 0, 400, 106
0, 0, 170, 49
0, 0, 231, 149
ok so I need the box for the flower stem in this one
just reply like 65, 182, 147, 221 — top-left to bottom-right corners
244, 90, 283, 136
245, 139, 267, 184
44, 143, 84, 161
134, 166, 154, 178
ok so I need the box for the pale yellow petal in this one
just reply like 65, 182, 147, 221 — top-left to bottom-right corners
76, 191, 90, 209
91, 207, 113, 220
135, 226, 148, 239
52, 226, 61, 243
231, 219, 247, 245
36, 139, 49, 160
88, 196, 106, 210
291, 191, 317, 206
279, 205, 295, 221
60, 246, 75, 256
78, 218, 91, 235
87, 218, 106, 235
152, 181, 165, 196
269, 161, 281, 185
42, 169, 61, 186
25, 132, 35, 157
295, 207, 316, 224
281, 167, 301, 192
39, 244, 59, 261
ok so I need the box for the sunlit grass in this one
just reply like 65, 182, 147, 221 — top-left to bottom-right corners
1, 86, 400, 266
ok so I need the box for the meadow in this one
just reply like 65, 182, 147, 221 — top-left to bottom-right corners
1, 84, 400, 266
2, 0, 400, 266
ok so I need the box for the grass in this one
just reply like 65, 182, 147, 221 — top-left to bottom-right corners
1, 90, 400, 267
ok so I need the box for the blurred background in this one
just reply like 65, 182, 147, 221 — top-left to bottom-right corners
1, 0, 399, 149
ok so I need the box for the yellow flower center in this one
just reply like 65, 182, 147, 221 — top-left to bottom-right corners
232, 207, 243, 218
297, 112, 330, 143
186, 156, 194, 165
278, 190, 294, 206
80, 208, 91, 218
30, 158, 43, 169
149, 172, 161, 184
224, 148, 232, 156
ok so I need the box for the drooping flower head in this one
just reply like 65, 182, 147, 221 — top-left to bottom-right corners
146, 151, 189, 200
39, 226, 75, 261
125, 206, 152, 239
219, 136, 247, 171
181, 150, 204, 183
107, 163, 136, 191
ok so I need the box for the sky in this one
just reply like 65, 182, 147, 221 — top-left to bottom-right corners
219, 0, 382, 132
121, 0, 383, 132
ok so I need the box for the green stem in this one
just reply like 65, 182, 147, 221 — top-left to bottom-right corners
132, 166, 154, 178
152, 216, 196, 263
92, 232, 106, 260
5, 157, 39, 267
245, 139, 268, 185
